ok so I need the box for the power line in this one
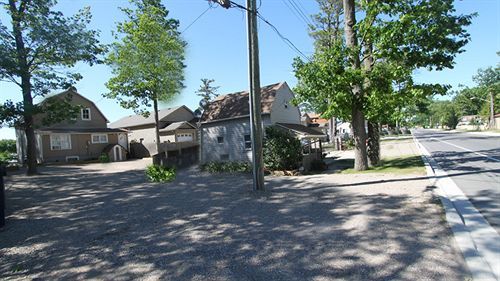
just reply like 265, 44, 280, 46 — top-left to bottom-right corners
287, 0, 313, 26
211, 0, 310, 61
291, 0, 313, 26
181, 6, 213, 34
295, 0, 311, 19
280, 0, 308, 28
256, 13, 309, 61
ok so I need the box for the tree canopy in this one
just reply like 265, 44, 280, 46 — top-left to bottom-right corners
0, 0, 105, 174
104, 0, 186, 117
293, 0, 473, 169
104, 0, 186, 155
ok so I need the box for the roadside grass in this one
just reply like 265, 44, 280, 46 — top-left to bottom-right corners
340, 155, 425, 175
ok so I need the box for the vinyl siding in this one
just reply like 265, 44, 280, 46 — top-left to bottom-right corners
269, 84, 301, 125
200, 116, 271, 164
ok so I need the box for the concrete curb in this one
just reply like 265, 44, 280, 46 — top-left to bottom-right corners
413, 134, 499, 281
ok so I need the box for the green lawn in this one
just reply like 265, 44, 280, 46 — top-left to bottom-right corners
340, 155, 425, 175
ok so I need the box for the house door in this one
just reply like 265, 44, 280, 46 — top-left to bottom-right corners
114, 146, 122, 161
118, 133, 128, 150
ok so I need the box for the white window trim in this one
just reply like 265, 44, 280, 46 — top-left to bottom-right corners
81, 108, 91, 121
50, 134, 72, 150
91, 134, 108, 144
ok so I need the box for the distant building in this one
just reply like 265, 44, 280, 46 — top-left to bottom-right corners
16, 88, 128, 163
109, 105, 196, 157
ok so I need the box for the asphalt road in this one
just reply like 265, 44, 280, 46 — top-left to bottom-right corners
413, 129, 500, 233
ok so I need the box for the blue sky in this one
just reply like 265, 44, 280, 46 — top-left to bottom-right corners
1, 0, 499, 139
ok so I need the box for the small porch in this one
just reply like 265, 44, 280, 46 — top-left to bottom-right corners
275, 123, 326, 171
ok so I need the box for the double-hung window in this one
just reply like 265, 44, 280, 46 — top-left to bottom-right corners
50, 134, 71, 150
91, 134, 108, 144
81, 108, 91, 120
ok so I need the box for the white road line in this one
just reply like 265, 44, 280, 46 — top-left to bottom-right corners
430, 137, 500, 162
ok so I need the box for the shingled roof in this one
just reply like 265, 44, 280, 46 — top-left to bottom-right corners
200, 82, 285, 123
109, 105, 192, 129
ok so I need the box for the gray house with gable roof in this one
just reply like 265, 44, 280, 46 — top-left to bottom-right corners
199, 82, 325, 164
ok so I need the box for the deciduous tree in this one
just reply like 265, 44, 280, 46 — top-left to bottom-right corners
294, 0, 472, 170
0, 0, 105, 174
104, 0, 186, 155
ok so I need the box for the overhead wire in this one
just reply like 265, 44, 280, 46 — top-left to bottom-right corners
287, 0, 313, 26
207, 0, 310, 61
181, 5, 213, 34
256, 13, 310, 61
279, 0, 309, 28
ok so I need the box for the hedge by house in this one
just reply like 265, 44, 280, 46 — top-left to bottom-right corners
263, 126, 302, 171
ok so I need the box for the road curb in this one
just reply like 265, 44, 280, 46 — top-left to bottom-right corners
413, 134, 499, 281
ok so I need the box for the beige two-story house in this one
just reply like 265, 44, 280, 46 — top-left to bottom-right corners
109, 105, 196, 157
16, 88, 128, 163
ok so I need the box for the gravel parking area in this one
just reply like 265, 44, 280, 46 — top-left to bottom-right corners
1, 159, 469, 280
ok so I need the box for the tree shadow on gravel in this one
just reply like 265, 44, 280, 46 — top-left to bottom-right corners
0, 166, 469, 280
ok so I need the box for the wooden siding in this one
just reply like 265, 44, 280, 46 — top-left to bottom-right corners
41, 133, 119, 162
34, 91, 108, 129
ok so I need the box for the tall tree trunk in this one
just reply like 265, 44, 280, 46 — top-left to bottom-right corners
343, 0, 368, 170
362, 37, 380, 166
367, 121, 380, 166
153, 97, 161, 156
23, 77, 37, 175
10, 0, 37, 175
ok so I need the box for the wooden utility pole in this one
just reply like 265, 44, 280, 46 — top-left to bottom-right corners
247, 0, 265, 191
212, 0, 264, 190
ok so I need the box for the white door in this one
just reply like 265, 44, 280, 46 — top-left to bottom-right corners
114, 146, 122, 161
118, 133, 128, 149
176, 133, 193, 142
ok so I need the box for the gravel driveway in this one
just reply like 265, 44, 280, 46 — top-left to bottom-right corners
1, 159, 469, 280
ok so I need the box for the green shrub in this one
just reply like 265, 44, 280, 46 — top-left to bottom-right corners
0, 139, 16, 164
0, 152, 14, 165
263, 126, 302, 171
343, 138, 355, 150
145, 165, 176, 182
99, 153, 110, 163
201, 161, 251, 173
0, 139, 16, 153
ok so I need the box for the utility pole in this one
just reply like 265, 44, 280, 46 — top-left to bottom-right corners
212, 0, 264, 191
246, 0, 265, 191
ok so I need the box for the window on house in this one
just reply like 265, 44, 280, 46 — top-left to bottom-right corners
91, 134, 108, 144
50, 134, 71, 150
244, 134, 251, 149
81, 108, 91, 120
217, 136, 224, 143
